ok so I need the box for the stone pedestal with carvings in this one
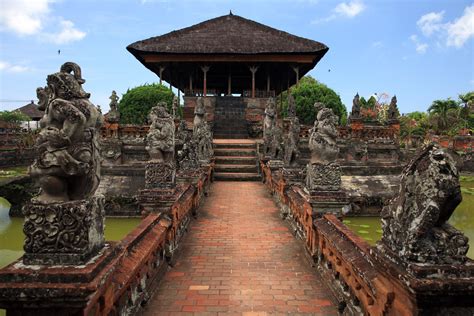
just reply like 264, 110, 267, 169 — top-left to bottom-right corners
22, 196, 105, 265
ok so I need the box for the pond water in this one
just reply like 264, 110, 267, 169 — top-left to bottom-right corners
344, 176, 474, 259
0, 197, 141, 268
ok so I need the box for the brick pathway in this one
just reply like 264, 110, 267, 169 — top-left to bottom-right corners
143, 182, 337, 315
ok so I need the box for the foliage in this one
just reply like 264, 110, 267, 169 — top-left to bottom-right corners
281, 76, 347, 125
118, 83, 177, 125
0, 111, 30, 125
428, 98, 460, 132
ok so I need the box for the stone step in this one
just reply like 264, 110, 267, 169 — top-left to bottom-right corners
215, 156, 256, 165
214, 164, 258, 173
213, 143, 256, 149
214, 148, 256, 157
213, 172, 260, 181
213, 134, 249, 139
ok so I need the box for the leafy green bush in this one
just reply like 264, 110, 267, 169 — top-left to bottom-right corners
281, 76, 347, 125
118, 83, 177, 124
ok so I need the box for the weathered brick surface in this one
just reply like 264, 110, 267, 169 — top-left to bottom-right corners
143, 182, 337, 315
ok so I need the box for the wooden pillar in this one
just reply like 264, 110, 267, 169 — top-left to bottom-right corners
189, 74, 193, 95
292, 65, 300, 87
227, 73, 232, 96
266, 74, 270, 92
201, 66, 210, 97
159, 66, 166, 85
249, 66, 259, 98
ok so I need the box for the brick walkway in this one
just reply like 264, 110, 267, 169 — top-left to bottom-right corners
143, 182, 337, 315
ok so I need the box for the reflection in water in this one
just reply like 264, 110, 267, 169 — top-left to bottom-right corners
344, 178, 474, 259
0, 198, 11, 234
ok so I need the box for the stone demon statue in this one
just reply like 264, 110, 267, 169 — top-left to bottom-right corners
146, 103, 174, 163
306, 106, 341, 191
380, 144, 468, 264
263, 98, 277, 157
193, 97, 213, 163
31, 62, 102, 202
284, 116, 301, 167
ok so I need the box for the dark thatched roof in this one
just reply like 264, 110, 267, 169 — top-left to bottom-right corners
127, 13, 328, 55
15, 101, 44, 120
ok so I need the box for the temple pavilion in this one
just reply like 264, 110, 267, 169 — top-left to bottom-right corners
127, 12, 328, 138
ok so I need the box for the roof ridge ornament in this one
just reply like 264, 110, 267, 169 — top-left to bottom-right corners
229, 10, 233, 16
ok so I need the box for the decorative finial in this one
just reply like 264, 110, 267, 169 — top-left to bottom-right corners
229, 10, 233, 15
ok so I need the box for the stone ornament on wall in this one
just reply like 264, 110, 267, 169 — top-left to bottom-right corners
106, 90, 120, 123
193, 97, 213, 164
379, 144, 468, 265
24, 62, 104, 265
306, 105, 342, 191
351, 93, 361, 119
387, 95, 399, 121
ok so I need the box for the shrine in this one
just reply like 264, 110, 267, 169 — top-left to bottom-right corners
127, 12, 328, 138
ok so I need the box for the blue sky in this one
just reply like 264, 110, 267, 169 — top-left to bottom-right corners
0, 0, 473, 114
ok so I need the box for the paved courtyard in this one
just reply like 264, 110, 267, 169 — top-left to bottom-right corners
143, 182, 337, 315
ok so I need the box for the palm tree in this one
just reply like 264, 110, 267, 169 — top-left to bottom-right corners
428, 98, 459, 132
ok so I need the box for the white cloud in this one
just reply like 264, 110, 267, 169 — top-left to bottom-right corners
372, 41, 383, 48
410, 35, 428, 54
312, 0, 365, 24
0, 0, 51, 35
446, 5, 474, 48
0, 61, 30, 73
42, 19, 86, 44
414, 5, 474, 50
0, 0, 86, 44
334, 0, 365, 18
417, 11, 445, 37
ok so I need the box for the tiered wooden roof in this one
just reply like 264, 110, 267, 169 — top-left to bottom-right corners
127, 13, 329, 95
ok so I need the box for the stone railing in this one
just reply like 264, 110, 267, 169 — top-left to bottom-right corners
0, 164, 214, 315
260, 163, 474, 315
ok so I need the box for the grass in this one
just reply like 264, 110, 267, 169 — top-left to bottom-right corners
0, 166, 28, 179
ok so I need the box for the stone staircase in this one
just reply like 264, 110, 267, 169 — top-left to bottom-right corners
213, 141, 260, 181
213, 97, 248, 139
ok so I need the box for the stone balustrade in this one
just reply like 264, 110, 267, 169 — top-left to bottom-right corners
260, 162, 474, 315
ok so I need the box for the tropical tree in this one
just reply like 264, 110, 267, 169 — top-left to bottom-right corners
281, 76, 347, 125
119, 83, 176, 125
427, 98, 460, 132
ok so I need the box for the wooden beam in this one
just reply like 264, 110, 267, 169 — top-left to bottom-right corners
143, 54, 316, 63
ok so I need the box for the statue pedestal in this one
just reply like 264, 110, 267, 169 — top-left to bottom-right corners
145, 161, 176, 189
306, 189, 349, 217
370, 245, 474, 314
22, 196, 105, 265
305, 162, 342, 191
139, 161, 183, 214
0, 244, 120, 315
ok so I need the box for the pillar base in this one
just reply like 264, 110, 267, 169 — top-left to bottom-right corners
22, 196, 105, 266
